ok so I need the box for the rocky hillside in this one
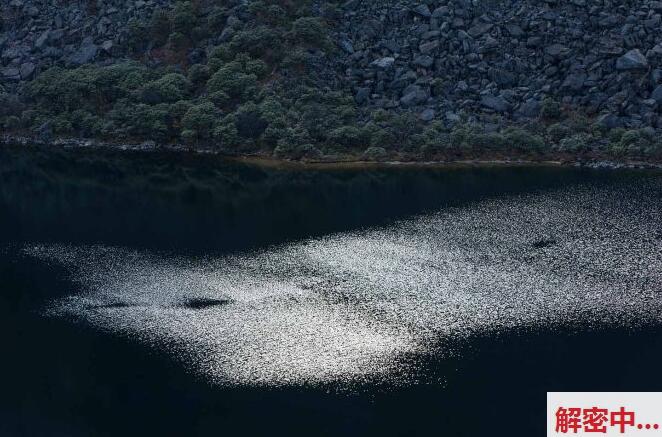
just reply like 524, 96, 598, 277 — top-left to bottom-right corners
1, 0, 662, 161
1, 0, 169, 79
334, 0, 662, 129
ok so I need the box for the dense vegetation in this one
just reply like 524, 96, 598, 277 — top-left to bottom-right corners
1, 0, 661, 162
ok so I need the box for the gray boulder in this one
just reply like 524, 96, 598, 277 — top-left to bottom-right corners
413, 55, 434, 68
480, 95, 511, 113
468, 23, 493, 38
651, 85, 662, 104
515, 99, 541, 119
419, 108, 435, 122
355, 87, 370, 104
68, 38, 98, 65
36, 121, 53, 143
400, 85, 428, 107
596, 113, 623, 129
19, 62, 35, 80
616, 49, 648, 70
419, 40, 440, 54
412, 4, 431, 17
562, 72, 587, 92
1, 67, 20, 81
34, 31, 50, 50
371, 57, 395, 69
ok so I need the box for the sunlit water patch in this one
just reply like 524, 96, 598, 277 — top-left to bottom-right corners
26, 180, 662, 387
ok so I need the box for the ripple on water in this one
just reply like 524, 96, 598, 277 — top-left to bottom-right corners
27, 180, 662, 387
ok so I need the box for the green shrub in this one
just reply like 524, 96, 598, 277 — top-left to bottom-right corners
248, 1, 288, 25
369, 128, 398, 149
127, 18, 148, 52
108, 102, 170, 140
556, 133, 591, 153
187, 64, 210, 86
264, 5, 287, 25
503, 127, 546, 152
27, 63, 153, 113
279, 47, 310, 70
607, 127, 626, 144
449, 123, 479, 149
540, 98, 561, 121
51, 114, 73, 134
213, 115, 240, 148
610, 129, 656, 156
430, 78, 444, 97
275, 125, 311, 151
234, 102, 268, 139
229, 26, 282, 60
168, 32, 188, 51
209, 91, 231, 108
191, 25, 209, 42
547, 123, 572, 143
206, 57, 263, 101
3, 115, 21, 130
243, 56, 268, 77
328, 125, 366, 148
181, 101, 218, 140
470, 132, 507, 151
20, 110, 45, 129
291, 17, 329, 48
71, 109, 103, 136
172, 2, 197, 36
181, 129, 197, 145
168, 100, 193, 120
209, 45, 234, 63
296, 144, 323, 160
564, 112, 590, 133
362, 146, 388, 161
149, 8, 172, 46
206, 7, 228, 31
141, 73, 191, 104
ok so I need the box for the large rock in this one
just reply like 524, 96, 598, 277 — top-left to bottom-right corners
68, 37, 98, 65
651, 85, 662, 104
34, 31, 50, 50
19, 62, 35, 80
36, 121, 53, 143
545, 44, 570, 58
515, 99, 541, 119
412, 4, 431, 17
468, 23, 493, 38
371, 57, 395, 69
1, 67, 21, 81
562, 72, 587, 92
419, 40, 440, 54
413, 55, 434, 68
596, 113, 623, 129
419, 108, 435, 122
355, 87, 370, 104
400, 85, 428, 107
480, 95, 511, 113
616, 49, 648, 70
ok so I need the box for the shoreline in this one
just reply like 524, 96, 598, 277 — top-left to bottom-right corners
2, 134, 662, 171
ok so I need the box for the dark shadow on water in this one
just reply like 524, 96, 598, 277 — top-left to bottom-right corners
531, 238, 558, 249
180, 297, 232, 309
2, 145, 656, 256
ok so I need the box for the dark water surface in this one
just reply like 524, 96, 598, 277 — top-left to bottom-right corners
1, 146, 661, 436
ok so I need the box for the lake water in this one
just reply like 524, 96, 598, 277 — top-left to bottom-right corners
1, 146, 661, 436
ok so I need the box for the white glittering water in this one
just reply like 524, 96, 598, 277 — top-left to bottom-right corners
27, 181, 662, 387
